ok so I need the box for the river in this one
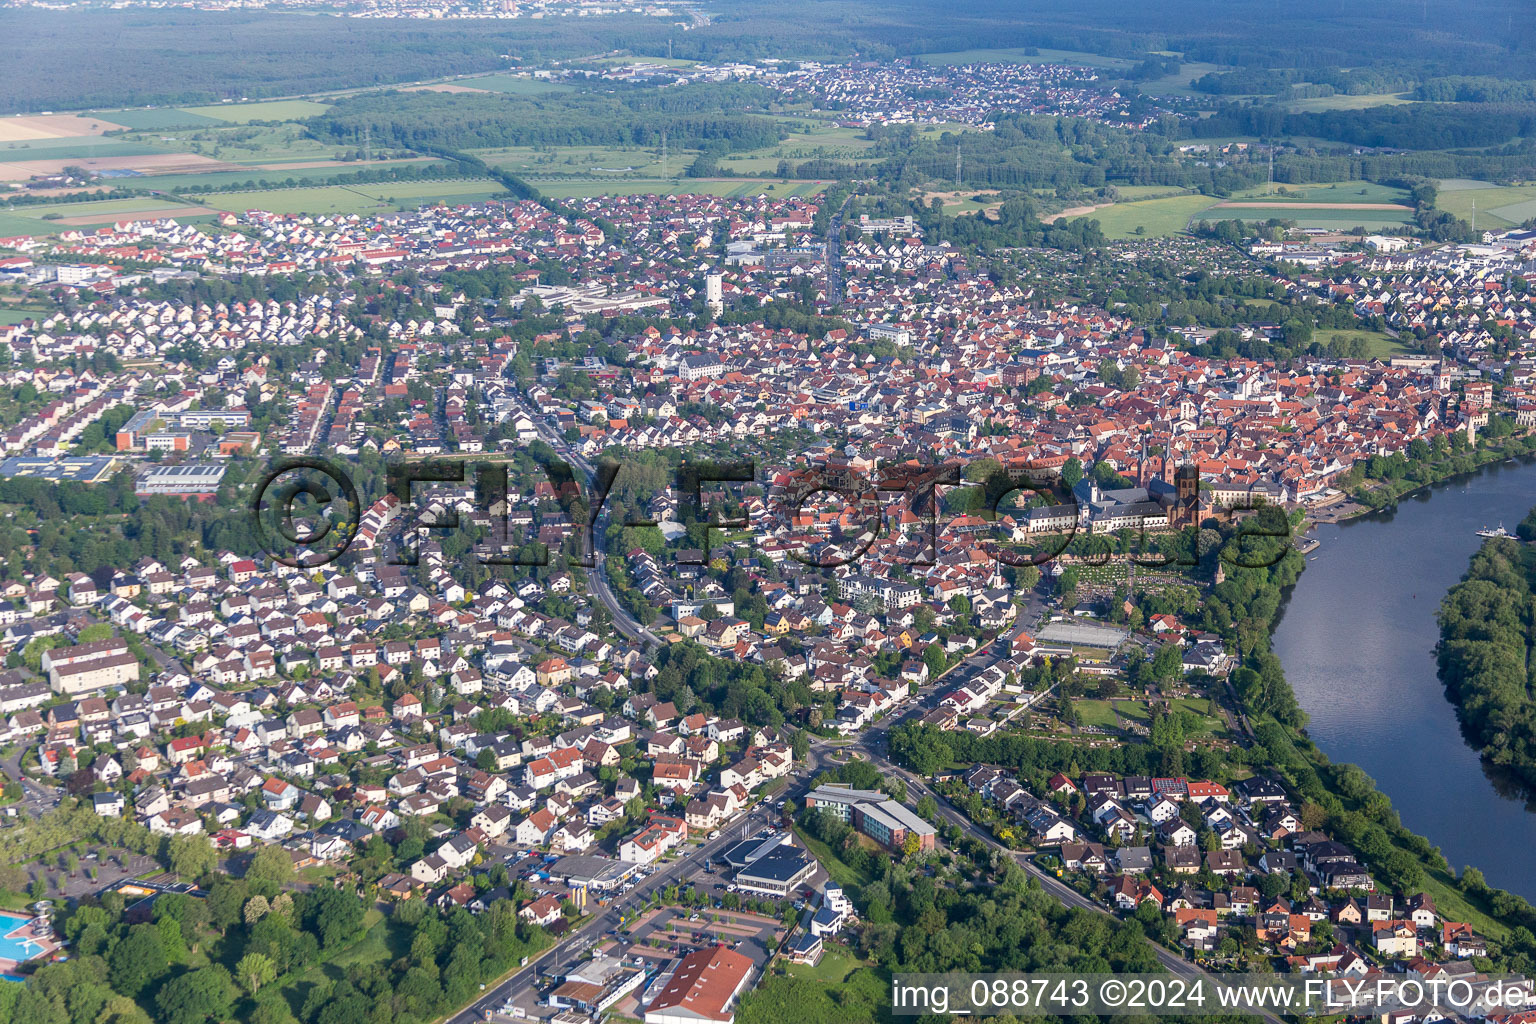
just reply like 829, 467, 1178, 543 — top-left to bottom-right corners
1272, 457, 1536, 901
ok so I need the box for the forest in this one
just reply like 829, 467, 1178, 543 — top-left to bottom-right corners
306, 85, 782, 155
1435, 535, 1536, 793
7, 0, 1536, 113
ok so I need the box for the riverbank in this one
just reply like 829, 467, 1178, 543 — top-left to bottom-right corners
1274, 453, 1536, 906
1434, 533, 1536, 799
1340, 433, 1536, 521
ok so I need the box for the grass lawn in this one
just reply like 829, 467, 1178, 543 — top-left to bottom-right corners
1069, 193, 1220, 237
1314, 328, 1405, 360
0, 308, 44, 325
177, 100, 333, 123
792, 826, 874, 889
785, 942, 865, 983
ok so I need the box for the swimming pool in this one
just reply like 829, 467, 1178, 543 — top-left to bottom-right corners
0, 914, 44, 966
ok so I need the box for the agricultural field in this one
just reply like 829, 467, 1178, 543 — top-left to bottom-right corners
0, 136, 164, 158
0, 113, 128, 140
195, 178, 506, 215
177, 99, 333, 123
534, 178, 829, 199
1068, 193, 1220, 238
0, 196, 219, 236
454, 74, 576, 95
89, 108, 226, 130
1432, 181, 1536, 230
1283, 91, 1416, 112
129, 123, 341, 164
476, 143, 679, 178
1229, 180, 1410, 205
1208, 205, 1415, 229
106, 158, 446, 193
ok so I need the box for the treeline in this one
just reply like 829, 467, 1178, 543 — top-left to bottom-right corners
1193, 66, 1416, 97
163, 160, 465, 197
875, 116, 1267, 193
13, 0, 1536, 113
1191, 101, 1536, 150
307, 85, 781, 154
1436, 535, 1536, 793
1416, 76, 1536, 104
4, 843, 553, 1024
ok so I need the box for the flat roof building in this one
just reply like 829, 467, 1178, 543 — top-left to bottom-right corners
135, 463, 226, 498
803, 784, 936, 854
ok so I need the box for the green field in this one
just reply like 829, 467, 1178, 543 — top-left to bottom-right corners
95, 108, 227, 130
198, 177, 506, 215
1069, 193, 1220, 237
1433, 182, 1536, 230
124, 123, 341, 164
1314, 328, 1405, 360
0, 195, 209, 232
476, 143, 680, 178
1284, 91, 1415, 112
178, 99, 333, 123
532, 178, 829, 199
1210, 204, 1414, 229
0, 137, 164, 158
457, 74, 576, 95
1230, 180, 1409, 204
0, 308, 42, 325
114, 158, 447, 193
0, 178, 506, 231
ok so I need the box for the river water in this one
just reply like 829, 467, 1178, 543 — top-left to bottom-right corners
1272, 458, 1536, 900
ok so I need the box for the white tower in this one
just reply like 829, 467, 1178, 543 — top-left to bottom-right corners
705, 274, 723, 317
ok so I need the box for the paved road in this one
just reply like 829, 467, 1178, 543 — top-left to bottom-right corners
823, 191, 853, 307
447, 795, 802, 1024
514, 384, 1285, 1024
830, 704, 1285, 1024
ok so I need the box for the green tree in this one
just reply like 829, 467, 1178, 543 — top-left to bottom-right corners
237, 952, 277, 995
245, 844, 294, 892
109, 923, 170, 997
156, 966, 234, 1024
